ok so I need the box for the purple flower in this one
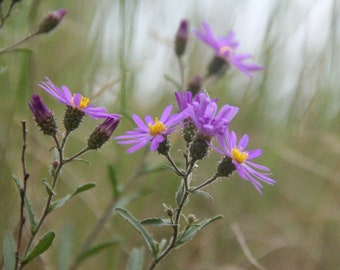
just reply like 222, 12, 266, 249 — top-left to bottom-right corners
214, 130, 276, 194
185, 93, 239, 139
38, 77, 120, 120
115, 105, 183, 153
194, 21, 263, 77
29, 94, 57, 136
88, 116, 121, 149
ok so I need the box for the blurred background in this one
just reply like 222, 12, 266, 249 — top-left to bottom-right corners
1, 0, 340, 269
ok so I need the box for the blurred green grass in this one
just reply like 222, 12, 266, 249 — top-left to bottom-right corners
1, 0, 340, 269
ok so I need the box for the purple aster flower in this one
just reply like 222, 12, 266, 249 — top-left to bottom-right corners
114, 105, 183, 153
88, 116, 121, 149
194, 21, 263, 78
214, 130, 276, 194
38, 77, 119, 120
29, 94, 57, 136
185, 93, 239, 139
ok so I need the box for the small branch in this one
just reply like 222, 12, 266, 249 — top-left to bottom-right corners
15, 121, 30, 270
230, 223, 267, 270
163, 153, 184, 177
63, 147, 90, 164
0, 1, 18, 29
190, 173, 219, 192
0, 31, 39, 55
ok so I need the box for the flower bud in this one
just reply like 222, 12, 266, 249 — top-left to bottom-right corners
28, 95, 57, 136
182, 118, 196, 144
216, 156, 236, 178
187, 76, 203, 96
206, 56, 229, 78
188, 214, 198, 224
63, 106, 85, 132
175, 19, 189, 57
87, 117, 120, 150
36, 8, 66, 35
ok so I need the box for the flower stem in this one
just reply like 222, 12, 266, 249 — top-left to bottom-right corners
190, 173, 219, 192
0, 31, 39, 55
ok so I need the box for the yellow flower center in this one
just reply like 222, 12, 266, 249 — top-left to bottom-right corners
219, 46, 234, 57
71, 95, 90, 109
148, 118, 167, 136
231, 147, 248, 164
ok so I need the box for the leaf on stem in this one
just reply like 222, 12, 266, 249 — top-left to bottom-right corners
126, 247, 145, 270
42, 179, 55, 196
22, 231, 55, 265
3, 231, 16, 270
175, 215, 223, 247
140, 218, 176, 227
191, 189, 214, 201
76, 240, 120, 263
116, 208, 157, 257
48, 182, 96, 213
107, 164, 120, 198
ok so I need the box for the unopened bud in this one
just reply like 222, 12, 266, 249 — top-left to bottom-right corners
175, 20, 189, 57
28, 95, 57, 136
188, 214, 198, 224
36, 8, 66, 35
87, 117, 120, 150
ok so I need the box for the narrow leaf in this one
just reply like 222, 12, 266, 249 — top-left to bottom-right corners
3, 231, 16, 270
140, 218, 175, 227
77, 240, 120, 263
176, 215, 223, 247
23, 231, 55, 265
191, 189, 214, 201
116, 208, 157, 256
49, 194, 71, 213
12, 175, 23, 190
175, 182, 184, 207
42, 179, 55, 196
126, 247, 144, 270
24, 194, 37, 231
72, 182, 96, 197
107, 164, 120, 198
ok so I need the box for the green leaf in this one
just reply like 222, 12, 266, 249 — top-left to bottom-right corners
175, 182, 184, 207
12, 175, 23, 190
49, 194, 72, 213
49, 183, 96, 213
107, 164, 120, 198
116, 208, 157, 256
12, 176, 37, 230
77, 240, 120, 263
126, 247, 144, 270
72, 182, 96, 197
191, 189, 214, 201
3, 231, 16, 270
176, 215, 223, 247
140, 218, 176, 227
23, 231, 55, 265
24, 194, 37, 232
42, 179, 55, 196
